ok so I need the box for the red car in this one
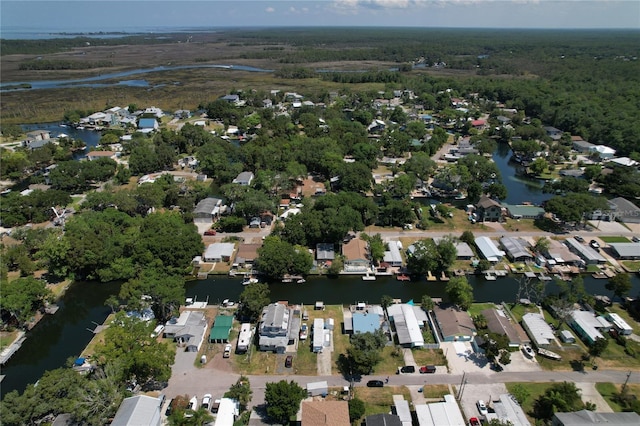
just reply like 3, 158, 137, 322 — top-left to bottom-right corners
469, 417, 481, 426
204, 229, 217, 236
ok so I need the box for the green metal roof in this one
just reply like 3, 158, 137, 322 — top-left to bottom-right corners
209, 315, 233, 341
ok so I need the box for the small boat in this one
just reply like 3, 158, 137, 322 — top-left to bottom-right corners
537, 348, 562, 361
242, 276, 258, 285
362, 272, 376, 281
396, 274, 410, 281
522, 345, 535, 358
484, 272, 497, 281
296, 279, 306, 284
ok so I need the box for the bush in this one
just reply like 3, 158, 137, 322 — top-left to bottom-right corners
348, 398, 366, 422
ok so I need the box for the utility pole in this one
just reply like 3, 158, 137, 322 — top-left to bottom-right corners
622, 370, 632, 394
457, 371, 467, 401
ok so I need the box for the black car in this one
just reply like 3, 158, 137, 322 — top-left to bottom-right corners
366, 380, 384, 387
574, 235, 585, 243
398, 365, 416, 374
285, 355, 293, 368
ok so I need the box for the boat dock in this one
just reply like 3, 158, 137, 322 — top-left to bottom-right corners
0, 332, 26, 365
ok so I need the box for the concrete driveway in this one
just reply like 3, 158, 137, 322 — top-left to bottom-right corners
575, 382, 614, 412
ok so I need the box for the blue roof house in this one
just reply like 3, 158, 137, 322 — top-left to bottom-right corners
138, 118, 159, 132
352, 312, 380, 334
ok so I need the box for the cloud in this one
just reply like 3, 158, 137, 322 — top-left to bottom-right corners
265, 7, 275, 13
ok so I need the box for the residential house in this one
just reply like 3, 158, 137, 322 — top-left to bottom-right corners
387, 303, 426, 348
607, 157, 638, 167
564, 238, 606, 265
86, 151, 117, 161
209, 315, 233, 343
236, 243, 261, 266
220, 94, 240, 104
342, 237, 370, 272
489, 394, 531, 426
365, 413, 403, 426
301, 400, 350, 426
432, 304, 476, 342
572, 139, 595, 153
193, 197, 223, 223
163, 310, 207, 349
475, 237, 505, 263
414, 394, 466, 426
214, 398, 240, 426
110, 395, 163, 426
258, 303, 291, 353
316, 243, 335, 261
544, 126, 563, 140
143, 107, 164, 118
383, 241, 403, 267
138, 118, 159, 132
500, 237, 533, 262
552, 410, 640, 426
609, 243, 640, 260
367, 119, 386, 133
521, 313, 555, 348
351, 312, 382, 335
232, 171, 254, 186
589, 145, 616, 159
433, 238, 474, 260
608, 197, 640, 224
568, 310, 610, 345
203, 243, 235, 263
482, 309, 528, 347
476, 196, 502, 222
503, 204, 545, 220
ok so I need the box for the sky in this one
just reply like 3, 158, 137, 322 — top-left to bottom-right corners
1, 0, 639, 35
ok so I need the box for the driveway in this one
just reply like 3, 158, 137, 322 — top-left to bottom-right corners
575, 382, 614, 412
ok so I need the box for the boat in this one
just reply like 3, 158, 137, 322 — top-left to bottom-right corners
537, 348, 562, 361
522, 345, 535, 358
484, 272, 497, 281
242, 275, 258, 285
396, 274, 410, 281
296, 279, 306, 284
362, 271, 376, 281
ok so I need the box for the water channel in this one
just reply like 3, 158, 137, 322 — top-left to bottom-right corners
0, 132, 631, 396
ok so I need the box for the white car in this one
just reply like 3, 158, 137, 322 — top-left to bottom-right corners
201, 394, 212, 411
223, 344, 232, 358
299, 323, 308, 340
185, 396, 198, 418
476, 400, 488, 416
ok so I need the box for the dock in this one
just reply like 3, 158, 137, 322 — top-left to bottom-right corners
0, 332, 26, 365
440, 271, 450, 282
426, 271, 437, 281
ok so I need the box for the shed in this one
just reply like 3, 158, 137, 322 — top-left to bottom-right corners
307, 381, 329, 397
559, 330, 575, 343
315, 301, 325, 310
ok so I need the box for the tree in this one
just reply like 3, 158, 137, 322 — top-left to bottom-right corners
605, 274, 632, 299
445, 276, 474, 310
510, 384, 531, 405
380, 295, 394, 311
533, 237, 550, 254
224, 376, 252, 412
421, 294, 434, 312
533, 382, 585, 420
0, 276, 52, 326
348, 398, 366, 422
264, 380, 306, 425
239, 283, 270, 322
256, 236, 312, 279
589, 337, 608, 359
460, 230, 475, 246
406, 239, 438, 276
119, 268, 185, 322
346, 330, 387, 375
436, 236, 457, 271
362, 233, 385, 265
93, 311, 175, 384
544, 193, 609, 225
529, 157, 548, 175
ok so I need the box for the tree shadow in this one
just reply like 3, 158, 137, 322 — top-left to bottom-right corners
252, 403, 277, 425
569, 359, 586, 373
336, 353, 362, 382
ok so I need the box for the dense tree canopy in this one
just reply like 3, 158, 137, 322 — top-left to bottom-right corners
264, 380, 306, 425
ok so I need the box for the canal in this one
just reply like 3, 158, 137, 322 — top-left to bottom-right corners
0, 135, 623, 397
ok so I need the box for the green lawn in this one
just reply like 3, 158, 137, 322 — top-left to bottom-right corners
599, 236, 631, 243
467, 303, 497, 318
354, 386, 412, 418
505, 382, 553, 422
411, 348, 448, 367
0, 331, 19, 351
507, 303, 541, 322
595, 383, 623, 412
621, 260, 640, 272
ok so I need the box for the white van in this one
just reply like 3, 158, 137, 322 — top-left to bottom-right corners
151, 325, 165, 338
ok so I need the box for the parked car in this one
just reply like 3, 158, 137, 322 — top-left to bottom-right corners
223, 344, 232, 358
574, 235, 585, 243
204, 229, 217, 236
632, 236, 639, 242
285, 355, 293, 368
469, 417, 481, 426
398, 365, 416, 374
590, 239, 600, 249
299, 323, 308, 340
419, 365, 437, 374
476, 400, 488, 416
201, 394, 212, 411
185, 396, 198, 418
366, 380, 384, 387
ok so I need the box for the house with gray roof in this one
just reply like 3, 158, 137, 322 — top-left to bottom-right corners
609, 243, 640, 260
110, 395, 163, 426
552, 410, 640, 426
569, 310, 610, 345
193, 197, 223, 223
608, 197, 640, 224
232, 171, 254, 186
316, 243, 335, 261
259, 303, 291, 353
521, 313, 555, 348
500, 237, 533, 262
432, 304, 476, 342
503, 204, 545, 220
203, 243, 235, 262
476, 196, 502, 222
564, 238, 606, 264
482, 308, 528, 347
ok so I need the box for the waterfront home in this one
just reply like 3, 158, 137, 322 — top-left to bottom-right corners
163, 310, 207, 346
351, 312, 382, 335
432, 304, 476, 342
203, 243, 235, 263
476, 196, 502, 222
482, 308, 529, 348
433, 237, 474, 260
503, 204, 545, 220
568, 310, 610, 345
236, 243, 261, 266
387, 303, 426, 348
521, 313, 555, 348
86, 150, 117, 161
316, 243, 335, 262
490, 394, 531, 426
111, 395, 163, 426
499, 237, 533, 262
138, 118, 159, 132
563, 238, 606, 265
383, 241, 403, 267
342, 237, 370, 272
474, 237, 505, 263
259, 303, 291, 353
302, 400, 350, 426
609, 243, 640, 260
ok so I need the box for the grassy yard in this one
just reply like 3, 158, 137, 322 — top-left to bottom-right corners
373, 346, 406, 375
468, 303, 497, 318
502, 218, 540, 233
507, 303, 541, 322
595, 382, 640, 412
354, 385, 412, 418
599, 236, 631, 243
621, 260, 640, 272
0, 330, 20, 351
411, 348, 447, 367
536, 346, 586, 371
505, 382, 554, 421
422, 384, 450, 399
81, 313, 115, 357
